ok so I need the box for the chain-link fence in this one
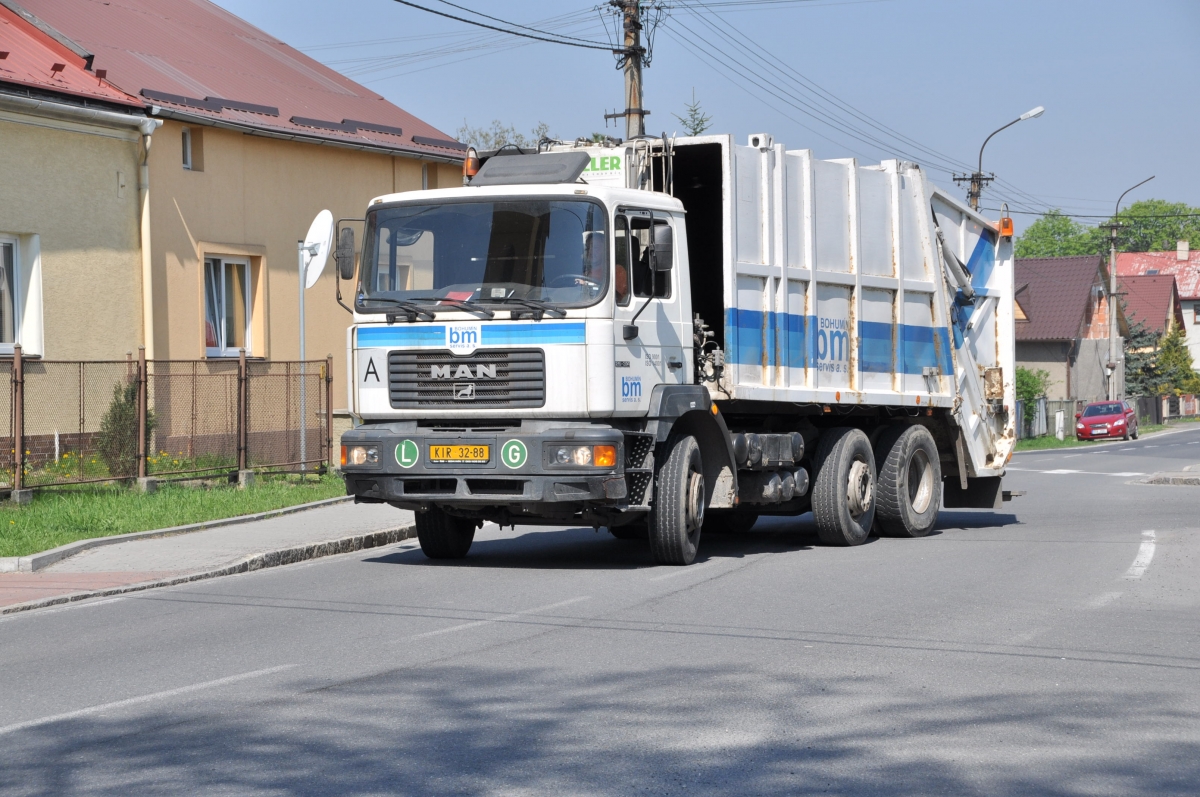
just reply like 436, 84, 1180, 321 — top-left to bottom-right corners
1, 347, 332, 491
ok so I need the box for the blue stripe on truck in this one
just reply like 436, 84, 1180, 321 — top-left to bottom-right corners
356, 322, 586, 348
725, 308, 953, 376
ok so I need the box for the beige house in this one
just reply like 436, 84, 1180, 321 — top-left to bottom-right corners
6, 0, 464, 406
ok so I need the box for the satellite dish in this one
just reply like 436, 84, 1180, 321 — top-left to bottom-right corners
302, 209, 334, 289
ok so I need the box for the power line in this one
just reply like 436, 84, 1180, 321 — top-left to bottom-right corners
430, 0, 607, 46
389, 0, 614, 51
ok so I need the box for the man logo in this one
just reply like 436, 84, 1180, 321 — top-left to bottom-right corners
431, 364, 497, 379
454, 383, 476, 400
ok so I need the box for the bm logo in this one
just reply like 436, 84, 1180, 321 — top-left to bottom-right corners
446, 324, 481, 355
621, 376, 642, 402
816, 317, 849, 374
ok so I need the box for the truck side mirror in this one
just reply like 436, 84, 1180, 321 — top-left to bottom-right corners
650, 223, 673, 273
336, 227, 356, 281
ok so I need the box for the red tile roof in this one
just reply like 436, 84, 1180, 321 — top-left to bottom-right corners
1119, 274, 1183, 336
15, 0, 464, 159
0, 2, 141, 107
1116, 250, 1200, 300
1014, 255, 1108, 341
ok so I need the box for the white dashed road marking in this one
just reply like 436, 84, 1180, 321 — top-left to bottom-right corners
1124, 530, 1156, 580
1007, 468, 1144, 476
411, 596, 590, 639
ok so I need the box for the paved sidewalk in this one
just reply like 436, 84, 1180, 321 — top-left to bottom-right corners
0, 502, 413, 612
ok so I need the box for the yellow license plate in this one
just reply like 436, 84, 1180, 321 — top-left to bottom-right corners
428, 444, 490, 463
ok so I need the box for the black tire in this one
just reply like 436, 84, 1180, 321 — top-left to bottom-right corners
415, 507, 476, 559
1132, 425, 1139, 440
648, 435, 705, 565
874, 425, 941, 538
706, 511, 759, 534
811, 428, 876, 546
609, 521, 647, 540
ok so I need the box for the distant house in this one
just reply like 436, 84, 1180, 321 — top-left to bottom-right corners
1119, 274, 1184, 338
1117, 243, 1200, 366
1014, 255, 1127, 401
2, 0, 465, 403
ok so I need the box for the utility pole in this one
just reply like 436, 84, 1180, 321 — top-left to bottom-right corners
605, 1, 649, 140
1104, 175, 1155, 401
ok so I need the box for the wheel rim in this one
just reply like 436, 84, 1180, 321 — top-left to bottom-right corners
846, 458, 873, 519
907, 447, 934, 514
686, 466, 705, 536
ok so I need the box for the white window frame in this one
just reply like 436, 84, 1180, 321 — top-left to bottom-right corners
0, 234, 20, 354
204, 256, 252, 358
182, 126, 193, 170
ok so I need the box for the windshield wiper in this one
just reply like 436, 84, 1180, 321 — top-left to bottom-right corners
489, 296, 567, 320
358, 297, 437, 322
359, 296, 495, 321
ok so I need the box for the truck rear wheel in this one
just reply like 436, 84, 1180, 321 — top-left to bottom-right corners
415, 507, 476, 559
874, 425, 941, 538
812, 428, 876, 546
649, 435, 705, 565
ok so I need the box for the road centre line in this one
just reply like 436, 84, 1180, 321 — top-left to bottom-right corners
0, 665, 294, 736
1124, 531, 1156, 580
411, 596, 590, 639
1007, 467, 1144, 476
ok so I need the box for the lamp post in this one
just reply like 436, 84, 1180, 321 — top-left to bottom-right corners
955, 106, 1045, 211
1105, 175, 1155, 400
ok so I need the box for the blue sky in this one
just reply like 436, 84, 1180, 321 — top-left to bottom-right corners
216, 0, 1199, 231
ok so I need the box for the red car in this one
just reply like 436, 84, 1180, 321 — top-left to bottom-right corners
1075, 400, 1139, 441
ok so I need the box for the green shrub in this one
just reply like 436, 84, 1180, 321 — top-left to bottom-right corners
1015, 366, 1051, 426
96, 379, 155, 478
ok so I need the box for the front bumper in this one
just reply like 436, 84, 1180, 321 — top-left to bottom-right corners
341, 420, 628, 511
1076, 424, 1126, 440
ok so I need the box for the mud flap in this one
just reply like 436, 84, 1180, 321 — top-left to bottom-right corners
943, 476, 1006, 509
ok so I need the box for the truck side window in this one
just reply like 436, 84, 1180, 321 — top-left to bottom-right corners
614, 216, 631, 306
630, 216, 671, 299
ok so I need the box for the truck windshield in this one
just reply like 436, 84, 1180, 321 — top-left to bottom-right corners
357, 198, 608, 312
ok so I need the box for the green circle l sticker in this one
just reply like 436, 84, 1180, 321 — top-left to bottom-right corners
396, 439, 419, 469
500, 439, 527, 469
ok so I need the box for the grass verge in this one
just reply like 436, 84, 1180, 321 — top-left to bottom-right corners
1014, 416, 1200, 452
0, 472, 346, 558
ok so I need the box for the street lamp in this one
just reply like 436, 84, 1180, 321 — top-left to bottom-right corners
1105, 175, 1155, 400
955, 106, 1045, 211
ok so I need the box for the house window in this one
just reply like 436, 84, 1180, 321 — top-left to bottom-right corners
0, 236, 17, 345
204, 257, 251, 357
182, 127, 192, 169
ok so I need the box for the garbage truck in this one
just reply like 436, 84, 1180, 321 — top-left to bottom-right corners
335, 132, 1017, 565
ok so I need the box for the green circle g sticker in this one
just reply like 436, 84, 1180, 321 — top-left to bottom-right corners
396, 439, 419, 469
500, 439, 527, 469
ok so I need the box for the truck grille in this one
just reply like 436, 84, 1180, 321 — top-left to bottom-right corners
388, 349, 546, 408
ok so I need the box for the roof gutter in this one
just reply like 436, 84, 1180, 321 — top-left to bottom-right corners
0, 91, 157, 133
149, 106, 463, 165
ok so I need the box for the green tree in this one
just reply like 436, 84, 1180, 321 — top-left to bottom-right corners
1015, 200, 1200, 259
456, 120, 552, 151
1015, 366, 1051, 425
1154, 325, 1200, 395
672, 89, 712, 137
96, 379, 155, 478
1122, 310, 1161, 397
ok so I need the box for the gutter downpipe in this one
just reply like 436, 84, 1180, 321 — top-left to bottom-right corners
138, 117, 161, 359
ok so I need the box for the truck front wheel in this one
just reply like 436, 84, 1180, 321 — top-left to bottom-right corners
874, 425, 941, 538
812, 428, 876, 546
415, 507, 476, 559
649, 435, 705, 565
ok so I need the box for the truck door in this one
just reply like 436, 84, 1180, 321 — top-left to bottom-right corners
613, 209, 686, 414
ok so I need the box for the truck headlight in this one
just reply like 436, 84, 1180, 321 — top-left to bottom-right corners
342, 445, 378, 466
551, 445, 617, 467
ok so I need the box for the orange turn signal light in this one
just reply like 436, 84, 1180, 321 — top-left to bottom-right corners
340, 445, 347, 467
593, 445, 617, 468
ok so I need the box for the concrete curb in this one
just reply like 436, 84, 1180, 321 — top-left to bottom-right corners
0, 522, 415, 616
0, 495, 354, 574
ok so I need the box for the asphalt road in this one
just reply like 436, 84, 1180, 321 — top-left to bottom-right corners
2, 427, 1199, 796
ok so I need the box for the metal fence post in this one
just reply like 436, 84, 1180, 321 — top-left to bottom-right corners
12, 344, 23, 491
237, 348, 247, 472
325, 354, 334, 469
137, 346, 147, 480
